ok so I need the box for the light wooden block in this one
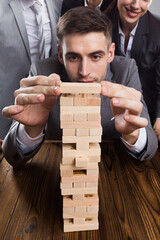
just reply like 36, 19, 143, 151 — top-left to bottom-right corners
60, 82, 101, 94
64, 218, 99, 232
76, 128, 89, 136
75, 206, 86, 213
60, 106, 100, 114
74, 113, 87, 122
86, 205, 99, 213
63, 207, 74, 213
63, 135, 101, 144
74, 94, 87, 106
76, 141, 89, 150
60, 169, 73, 177
87, 169, 99, 176
72, 194, 84, 200
88, 113, 101, 121
90, 127, 102, 136
63, 129, 76, 136
60, 113, 73, 122
62, 156, 75, 165
60, 162, 98, 170
86, 94, 101, 106
60, 182, 72, 189
89, 155, 101, 163
74, 182, 85, 188
73, 218, 85, 225
63, 211, 98, 219
75, 156, 88, 168
60, 94, 74, 106
61, 187, 98, 196
61, 174, 98, 183
61, 121, 101, 129
63, 194, 99, 207
86, 182, 98, 188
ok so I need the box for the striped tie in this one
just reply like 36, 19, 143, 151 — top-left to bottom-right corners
30, 2, 46, 59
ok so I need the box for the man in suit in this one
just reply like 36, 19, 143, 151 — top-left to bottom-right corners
61, 0, 113, 15
2, 7, 158, 167
106, 0, 160, 141
0, 0, 62, 144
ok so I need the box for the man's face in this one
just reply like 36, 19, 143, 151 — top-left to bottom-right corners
58, 32, 115, 83
118, 0, 152, 29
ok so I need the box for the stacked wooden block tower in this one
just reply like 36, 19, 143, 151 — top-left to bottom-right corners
60, 82, 102, 232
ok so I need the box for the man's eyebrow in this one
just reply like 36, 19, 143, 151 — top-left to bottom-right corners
65, 52, 80, 56
89, 51, 106, 56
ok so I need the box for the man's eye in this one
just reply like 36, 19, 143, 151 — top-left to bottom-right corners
68, 56, 79, 61
92, 55, 101, 60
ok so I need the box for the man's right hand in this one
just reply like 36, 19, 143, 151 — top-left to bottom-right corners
2, 74, 61, 137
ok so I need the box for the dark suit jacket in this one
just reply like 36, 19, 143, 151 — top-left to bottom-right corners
0, 0, 62, 139
112, 11, 160, 123
3, 55, 158, 167
61, 0, 113, 15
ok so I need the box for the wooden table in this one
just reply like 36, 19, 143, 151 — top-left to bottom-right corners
0, 141, 160, 240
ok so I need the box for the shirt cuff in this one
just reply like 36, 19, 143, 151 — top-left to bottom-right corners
121, 127, 147, 153
16, 124, 45, 154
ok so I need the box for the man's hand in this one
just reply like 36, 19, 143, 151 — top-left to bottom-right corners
86, 0, 102, 8
2, 74, 61, 137
153, 118, 160, 142
101, 81, 148, 144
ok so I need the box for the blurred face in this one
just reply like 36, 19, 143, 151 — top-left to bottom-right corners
58, 32, 115, 83
117, 0, 152, 29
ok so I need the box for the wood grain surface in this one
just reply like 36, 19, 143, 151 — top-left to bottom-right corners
0, 141, 160, 240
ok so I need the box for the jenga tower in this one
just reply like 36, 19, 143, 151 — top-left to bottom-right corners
60, 82, 102, 232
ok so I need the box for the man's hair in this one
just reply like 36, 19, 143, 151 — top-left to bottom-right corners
56, 6, 112, 48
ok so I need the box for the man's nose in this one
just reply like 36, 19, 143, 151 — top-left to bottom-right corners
131, 0, 140, 9
79, 59, 90, 76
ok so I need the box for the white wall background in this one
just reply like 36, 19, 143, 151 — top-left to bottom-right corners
149, 0, 160, 16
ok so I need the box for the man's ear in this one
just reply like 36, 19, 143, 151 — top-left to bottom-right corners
107, 43, 115, 63
57, 45, 64, 64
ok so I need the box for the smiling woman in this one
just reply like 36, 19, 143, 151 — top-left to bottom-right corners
105, 0, 160, 142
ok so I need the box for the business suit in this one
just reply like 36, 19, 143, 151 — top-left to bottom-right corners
61, 0, 113, 15
3, 55, 158, 167
0, 0, 62, 139
112, 11, 160, 124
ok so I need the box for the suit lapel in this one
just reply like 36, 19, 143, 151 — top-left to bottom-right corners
9, 0, 31, 60
131, 12, 149, 64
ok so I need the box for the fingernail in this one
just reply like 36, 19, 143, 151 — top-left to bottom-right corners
17, 106, 23, 111
37, 94, 42, 101
55, 80, 61, 86
112, 98, 119, 104
53, 86, 58, 93
125, 115, 130, 120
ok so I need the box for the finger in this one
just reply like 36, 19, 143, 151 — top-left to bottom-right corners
15, 93, 45, 105
123, 114, 148, 128
15, 85, 61, 97
20, 74, 61, 88
111, 97, 143, 115
101, 81, 141, 100
2, 105, 24, 118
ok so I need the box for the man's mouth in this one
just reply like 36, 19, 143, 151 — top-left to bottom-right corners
126, 7, 141, 18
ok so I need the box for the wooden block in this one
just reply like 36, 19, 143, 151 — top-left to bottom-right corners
60, 182, 72, 189
60, 82, 101, 94
61, 187, 98, 196
74, 182, 85, 188
60, 113, 73, 122
63, 218, 99, 232
88, 113, 101, 121
60, 169, 73, 177
76, 141, 89, 150
76, 128, 89, 136
61, 121, 100, 129
74, 113, 87, 122
72, 194, 84, 200
61, 174, 98, 183
60, 94, 74, 106
63, 194, 99, 207
62, 156, 75, 165
90, 127, 102, 136
89, 155, 101, 163
73, 218, 85, 225
86, 94, 101, 106
63, 135, 101, 144
60, 106, 100, 114
63, 129, 76, 136
75, 206, 86, 213
75, 157, 88, 168
74, 94, 87, 106
87, 169, 99, 176
86, 205, 99, 213
63, 211, 98, 219
86, 182, 98, 188
62, 142, 101, 158
60, 162, 98, 170
63, 207, 74, 213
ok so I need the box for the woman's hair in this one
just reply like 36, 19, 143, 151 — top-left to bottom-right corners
56, 6, 112, 48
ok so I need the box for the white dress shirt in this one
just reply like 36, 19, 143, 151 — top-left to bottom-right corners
84, 0, 103, 8
21, 0, 51, 62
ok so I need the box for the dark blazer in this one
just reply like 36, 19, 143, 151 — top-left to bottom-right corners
3, 56, 158, 167
61, 0, 113, 15
0, 0, 62, 139
112, 11, 160, 123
